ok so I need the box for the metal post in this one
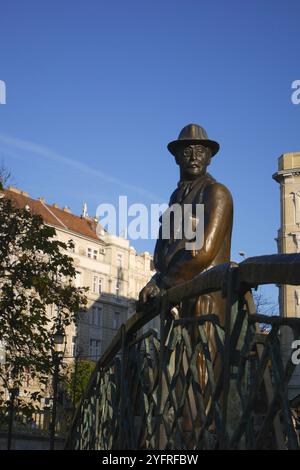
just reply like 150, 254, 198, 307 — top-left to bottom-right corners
221, 266, 239, 448
155, 295, 168, 449
50, 354, 60, 450
7, 388, 18, 450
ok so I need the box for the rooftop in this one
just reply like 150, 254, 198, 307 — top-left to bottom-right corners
4, 186, 100, 241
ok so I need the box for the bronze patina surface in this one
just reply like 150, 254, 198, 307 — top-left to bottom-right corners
139, 123, 233, 326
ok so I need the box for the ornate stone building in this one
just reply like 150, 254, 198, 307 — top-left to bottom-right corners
273, 152, 300, 399
4, 186, 155, 365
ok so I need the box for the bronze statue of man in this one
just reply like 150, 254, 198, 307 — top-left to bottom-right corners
139, 124, 233, 326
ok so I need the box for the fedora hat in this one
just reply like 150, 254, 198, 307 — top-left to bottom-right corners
167, 124, 220, 157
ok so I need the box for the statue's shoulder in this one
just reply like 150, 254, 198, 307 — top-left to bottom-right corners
190, 174, 229, 199
204, 179, 233, 205
169, 187, 179, 205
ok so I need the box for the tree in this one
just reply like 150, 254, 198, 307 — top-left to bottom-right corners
62, 359, 96, 408
0, 165, 11, 189
253, 286, 279, 332
0, 193, 88, 415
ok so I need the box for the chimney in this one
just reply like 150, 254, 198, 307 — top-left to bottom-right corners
38, 197, 46, 203
63, 206, 71, 213
52, 203, 59, 209
7, 186, 29, 197
82, 202, 88, 218
7, 186, 20, 194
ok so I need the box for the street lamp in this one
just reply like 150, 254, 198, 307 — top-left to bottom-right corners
49, 326, 65, 450
7, 387, 19, 450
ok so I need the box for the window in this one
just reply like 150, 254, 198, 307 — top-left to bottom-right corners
88, 248, 98, 259
91, 306, 102, 327
117, 253, 123, 267
72, 336, 77, 357
92, 275, 102, 294
75, 271, 81, 288
114, 312, 121, 330
89, 339, 101, 360
93, 275, 97, 293
116, 279, 121, 296
69, 241, 76, 253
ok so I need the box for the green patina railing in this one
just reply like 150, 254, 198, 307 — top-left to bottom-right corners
65, 254, 300, 450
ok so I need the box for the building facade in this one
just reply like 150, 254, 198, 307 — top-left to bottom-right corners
4, 187, 156, 365
273, 152, 300, 399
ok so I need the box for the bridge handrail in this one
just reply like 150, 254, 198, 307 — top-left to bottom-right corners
67, 252, 300, 445
100, 253, 300, 367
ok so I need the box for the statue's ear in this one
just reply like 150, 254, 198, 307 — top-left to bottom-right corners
206, 148, 212, 166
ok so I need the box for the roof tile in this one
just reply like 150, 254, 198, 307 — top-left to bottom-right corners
4, 189, 100, 241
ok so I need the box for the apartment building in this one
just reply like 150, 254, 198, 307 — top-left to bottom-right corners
4, 186, 156, 364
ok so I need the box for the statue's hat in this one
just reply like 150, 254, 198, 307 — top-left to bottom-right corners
167, 124, 220, 157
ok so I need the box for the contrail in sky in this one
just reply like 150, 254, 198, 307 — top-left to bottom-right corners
0, 133, 162, 202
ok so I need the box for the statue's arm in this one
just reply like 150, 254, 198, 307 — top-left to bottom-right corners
162, 183, 233, 287
137, 227, 165, 309
137, 272, 163, 310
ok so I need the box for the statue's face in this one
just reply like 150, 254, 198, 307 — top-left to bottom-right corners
176, 144, 211, 179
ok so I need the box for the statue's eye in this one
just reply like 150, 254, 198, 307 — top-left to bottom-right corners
195, 148, 206, 159
183, 148, 192, 157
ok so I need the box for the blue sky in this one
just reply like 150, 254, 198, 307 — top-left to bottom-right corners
0, 0, 299, 275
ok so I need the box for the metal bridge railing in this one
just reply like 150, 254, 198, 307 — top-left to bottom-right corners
65, 254, 300, 450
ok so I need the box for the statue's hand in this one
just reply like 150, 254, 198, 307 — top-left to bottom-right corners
137, 283, 161, 312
